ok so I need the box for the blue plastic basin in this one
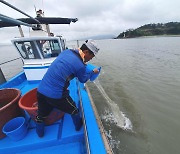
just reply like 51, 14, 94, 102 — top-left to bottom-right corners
2, 117, 28, 141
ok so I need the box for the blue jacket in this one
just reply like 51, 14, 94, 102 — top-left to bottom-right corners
37, 49, 93, 99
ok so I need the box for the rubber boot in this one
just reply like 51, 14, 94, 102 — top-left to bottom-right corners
71, 114, 83, 131
35, 116, 44, 137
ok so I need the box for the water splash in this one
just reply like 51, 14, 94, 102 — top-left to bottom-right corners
102, 108, 132, 130
105, 129, 120, 149
93, 79, 133, 130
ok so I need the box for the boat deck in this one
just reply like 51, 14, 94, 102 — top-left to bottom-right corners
0, 72, 107, 154
0, 115, 85, 154
0, 72, 86, 153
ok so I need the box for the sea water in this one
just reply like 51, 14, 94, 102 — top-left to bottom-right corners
1, 37, 180, 154
0, 44, 23, 80
88, 37, 180, 154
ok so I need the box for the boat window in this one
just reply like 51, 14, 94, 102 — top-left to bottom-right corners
38, 40, 62, 58
60, 39, 66, 50
15, 41, 41, 59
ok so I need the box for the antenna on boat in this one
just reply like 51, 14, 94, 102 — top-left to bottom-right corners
34, 5, 37, 15
0, 0, 41, 24
41, 0, 45, 16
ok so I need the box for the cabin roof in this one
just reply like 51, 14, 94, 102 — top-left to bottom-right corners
0, 17, 78, 28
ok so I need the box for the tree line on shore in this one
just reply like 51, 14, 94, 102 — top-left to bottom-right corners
116, 22, 180, 38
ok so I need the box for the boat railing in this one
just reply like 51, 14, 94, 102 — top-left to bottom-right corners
77, 80, 114, 154
0, 57, 21, 66
0, 57, 22, 84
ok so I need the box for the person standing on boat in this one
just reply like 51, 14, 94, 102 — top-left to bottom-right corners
36, 40, 100, 137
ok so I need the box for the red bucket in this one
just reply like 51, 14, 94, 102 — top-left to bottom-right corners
18, 88, 64, 125
0, 88, 22, 139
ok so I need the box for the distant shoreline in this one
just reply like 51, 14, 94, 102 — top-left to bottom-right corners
116, 22, 180, 39
116, 34, 180, 39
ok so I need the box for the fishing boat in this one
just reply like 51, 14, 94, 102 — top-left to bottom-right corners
0, 1, 113, 154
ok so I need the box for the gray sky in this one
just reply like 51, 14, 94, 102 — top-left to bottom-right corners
0, 0, 180, 42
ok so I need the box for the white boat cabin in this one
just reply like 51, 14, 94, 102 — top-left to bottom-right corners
12, 36, 65, 81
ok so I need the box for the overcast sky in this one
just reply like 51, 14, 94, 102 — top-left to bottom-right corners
0, 0, 180, 43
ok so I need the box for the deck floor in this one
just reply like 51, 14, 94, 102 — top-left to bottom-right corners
0, 72, 107, 154
0, 78, 86, 154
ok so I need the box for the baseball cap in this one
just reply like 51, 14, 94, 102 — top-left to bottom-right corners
85, 39, 99, 55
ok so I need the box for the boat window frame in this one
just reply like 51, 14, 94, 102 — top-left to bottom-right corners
14, 41, 42, 59
13, 37, 63, 60
37, 39, 62, 58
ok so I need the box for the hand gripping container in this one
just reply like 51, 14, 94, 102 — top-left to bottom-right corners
86, 63, 101, 81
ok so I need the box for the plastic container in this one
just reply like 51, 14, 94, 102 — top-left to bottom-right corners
86, 64, 101, 81
2, 117, 28, 141
0, 88, 22, 139
18, 88, 64, 125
